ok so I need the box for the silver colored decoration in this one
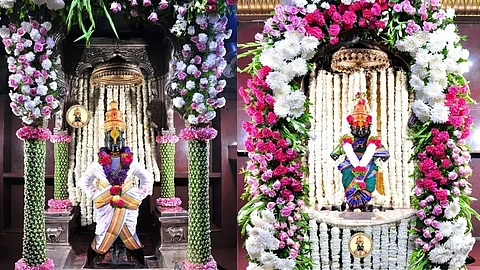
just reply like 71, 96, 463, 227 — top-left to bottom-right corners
155, 206, 188, 268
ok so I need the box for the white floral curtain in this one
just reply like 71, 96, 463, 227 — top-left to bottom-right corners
66, 73, 161, 225
308, 68, 414, 208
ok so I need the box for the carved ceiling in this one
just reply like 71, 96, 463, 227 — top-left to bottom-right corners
63, 37, 172, 80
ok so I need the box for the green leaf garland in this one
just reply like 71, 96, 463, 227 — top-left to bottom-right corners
159, 142, 176, 198
53, 141, 69, 200
22, 139, 47, 266
186, 139, 211, 264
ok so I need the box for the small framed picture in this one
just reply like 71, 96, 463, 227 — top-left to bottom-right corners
348, 232, 373, 258
66, 105, 90, 129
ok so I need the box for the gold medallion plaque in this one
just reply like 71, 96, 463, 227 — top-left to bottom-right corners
348, 232, 373, 258
66, 105, 90, 129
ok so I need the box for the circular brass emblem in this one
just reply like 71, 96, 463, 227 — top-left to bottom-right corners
66, 105, 90, 129
348, 232, 373, 258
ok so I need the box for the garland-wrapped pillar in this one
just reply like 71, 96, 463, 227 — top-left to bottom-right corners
181, 127, 217, 269
156, 129, 181, 207
48, 131, 73, 209
15, 127, 54, 270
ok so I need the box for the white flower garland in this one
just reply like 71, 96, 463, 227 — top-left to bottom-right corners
379, 70, 390, 206
315, 71, 324, 205
363, 227, 373, 269
395, 71, 403, 208
388, 223, 398, 269
330, 226, 341, 270
380, 224, 389, 269
397, 219, 409, 269
142, 83, 153, 178
387, 69, 396, 207
67, 77, 79, 204
341, 229, 351, 269
372, 225, 381, 270
319, 222, 329, 269
309, 220, 320, 268
308, 67, 317, 205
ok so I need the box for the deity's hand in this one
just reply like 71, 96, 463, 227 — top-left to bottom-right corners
330, 152, 339, 161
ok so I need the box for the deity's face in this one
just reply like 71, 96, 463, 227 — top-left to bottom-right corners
105, 130, 125, 153
350, 125, 371, 138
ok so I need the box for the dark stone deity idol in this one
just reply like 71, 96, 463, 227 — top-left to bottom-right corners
331, 94, 390, 210
80, 101, 154, 268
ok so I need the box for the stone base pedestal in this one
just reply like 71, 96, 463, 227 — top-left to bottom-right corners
45, 207, 74, 269
155, 205, 188, 269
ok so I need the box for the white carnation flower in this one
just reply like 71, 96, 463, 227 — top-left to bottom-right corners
292, 0, 307, 7
24, 100, 36, 110
275, 37, 301, 60
428, 245, 453, 264
192, 93, 204, 103
45, 37, 55, 49
196, 103, 207, 114
274, 90, 306, 119
0, 0, 15, 9
186, 80, 195, 90
430, 103, 450, 123
281, 58, 308, 80
21, 85, 30, 94
427, 32, 447, 53
41, 59, 52, 70
265, 72, 289, 92
245, 237, 263, 259
449, 253, 468, 269
260, 209, 275, 224
205, 111, 216, 121
411, 99, 431, 122
26, 52, 35, 62
300, 35, 320, 60
187, 114, 198, 125
216, 97, 226, 108
320, 2, 330, 9
306, 4, 317, 13
277, 258, 295, 270
423, 81, 445, 103
438, 221, 454, 237
444, 197, 461, 219
409, 75, 425, 92
453, 217, 468, 234
176, 61, 186, 71
259, 47, 286, 70
172, 97, 185, 108
41, 22, 52, 31
46, 0, 65, 10
37, 85, 48, 96
186, 64, 198, 74
49, 81, 57, 91
410, 63, 428, 79
0, 26, 10, 38
30, 29, 41, 41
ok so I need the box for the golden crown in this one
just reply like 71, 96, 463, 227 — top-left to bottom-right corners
104, 101, 126, 131
347, 93, 372, 128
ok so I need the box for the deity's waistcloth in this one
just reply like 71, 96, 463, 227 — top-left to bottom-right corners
79, 161, 153, 254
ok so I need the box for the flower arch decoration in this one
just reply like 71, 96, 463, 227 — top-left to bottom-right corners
1, 0, 236, 269
238, 0, 479, 269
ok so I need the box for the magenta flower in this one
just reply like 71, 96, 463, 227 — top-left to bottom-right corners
158, 0, 168, 10
148, 12, 158, 22
110, 2, 122, 13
